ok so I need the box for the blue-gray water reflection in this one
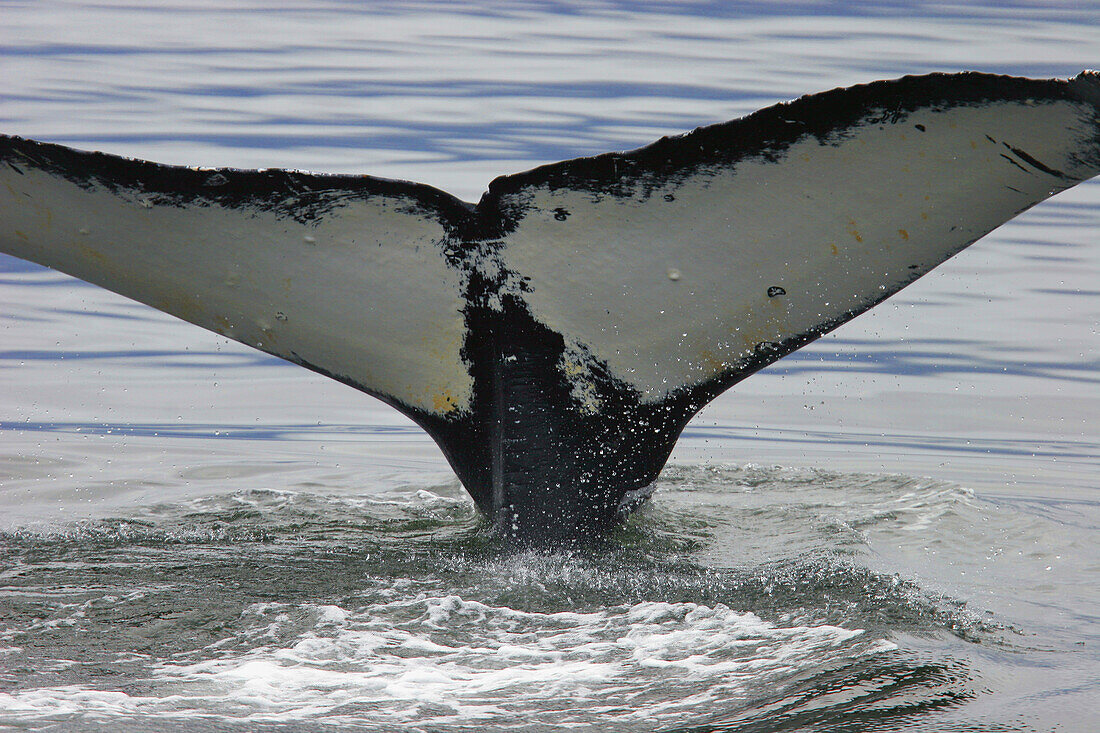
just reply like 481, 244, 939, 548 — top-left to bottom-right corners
1, 1, 1098, 731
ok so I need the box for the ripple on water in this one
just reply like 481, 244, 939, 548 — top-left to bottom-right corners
0, 465, 1034, 731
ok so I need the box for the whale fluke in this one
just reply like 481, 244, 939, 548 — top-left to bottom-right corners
2, 72, 1099, 542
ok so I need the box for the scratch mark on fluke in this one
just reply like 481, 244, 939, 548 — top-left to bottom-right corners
1002, 142, 1069, 178
2, 71, 1100, 544
1000, 153, 1033, 175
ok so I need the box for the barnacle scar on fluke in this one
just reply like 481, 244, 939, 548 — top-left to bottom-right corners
2, 72, 1099, 544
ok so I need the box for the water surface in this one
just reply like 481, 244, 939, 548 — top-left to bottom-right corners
1, 1, 1098, 730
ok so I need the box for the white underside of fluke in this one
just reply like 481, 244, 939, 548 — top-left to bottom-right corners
496, 100, 1098, 402
0, 168, 474, 415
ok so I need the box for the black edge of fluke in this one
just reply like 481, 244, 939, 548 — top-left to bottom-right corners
2, 71, 1100, 548
0, 133, 480, 228
479, 71, 1100, 217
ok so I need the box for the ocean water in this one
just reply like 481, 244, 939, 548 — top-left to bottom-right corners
1, 1, 1098, 731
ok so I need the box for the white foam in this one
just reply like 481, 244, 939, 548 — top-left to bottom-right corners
0, 595, 888, 729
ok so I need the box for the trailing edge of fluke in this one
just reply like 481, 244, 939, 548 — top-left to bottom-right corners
2, 71, 1099, 542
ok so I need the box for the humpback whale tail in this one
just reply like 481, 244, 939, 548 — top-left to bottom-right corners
2, 72, 1099, 542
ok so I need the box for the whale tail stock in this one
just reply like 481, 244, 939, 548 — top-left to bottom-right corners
2, 72, 1099, 542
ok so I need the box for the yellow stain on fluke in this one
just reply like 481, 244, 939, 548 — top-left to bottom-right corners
697, 348, 727, 378
154, 291, 204, 324
846, 220, 863, 242
898, 228, 909, 240
78, 244, 107, 263
432, 389, 459, 414
561, 360, 582, 378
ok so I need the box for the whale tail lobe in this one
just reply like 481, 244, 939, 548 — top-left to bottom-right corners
2, 72, 1099, 541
